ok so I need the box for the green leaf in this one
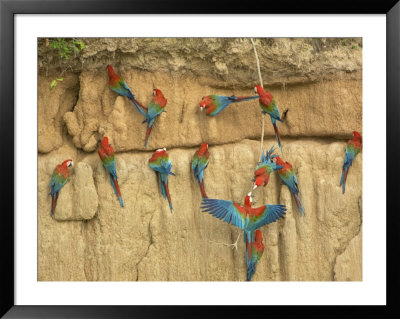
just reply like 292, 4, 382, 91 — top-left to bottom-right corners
75, 40, 85, 49
56, 78, 63, 81
49, 40, 59, 49
50, 80, 57, 89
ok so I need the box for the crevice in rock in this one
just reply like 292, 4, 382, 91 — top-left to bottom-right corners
75, 136, 350, 156
82, 213, 100, 281
135, 214, 154, 281
179, 101, 186, 124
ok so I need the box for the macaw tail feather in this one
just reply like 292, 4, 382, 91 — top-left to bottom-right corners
110, 175, 124, 208
160, 175, 173, 212
199, 180, 208, 198
50, 192, 59, 215
272, 121, 283, 153
158, 174, 166, 198
247, 264, 256, 281
144, 125, 153, 148
293, 193, 305, 216
340, 167, 349, 194
244, 231, 254, 263
163, 181, 173, 212
128, 97, 148, 118
230, 95, 259, 103
244, 230, 255, 281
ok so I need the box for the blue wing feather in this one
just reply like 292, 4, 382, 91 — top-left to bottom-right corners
121, 81, 134, 99
200, 198, 246, 230
104, 160, 117, 180
146, 102, 162, 120
248, 204, 286, 231
50, 172, 67, 195
279, 171, 299, 195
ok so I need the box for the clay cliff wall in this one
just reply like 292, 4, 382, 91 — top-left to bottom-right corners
38, 38, 362, 281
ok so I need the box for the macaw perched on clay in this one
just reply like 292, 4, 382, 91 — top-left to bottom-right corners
143, 88, 167, 148
106, 64, 148, 117
192, 143, 210, 198
50, 159, 73, 215
98, 136, 124, 208
201, 192, 286, 252
246, 229, 264, 281
340, 131, 362, 194
149, 148, 175, 212
274, 156, 304, 216
199, 94, 258, 116
252, 146, 283, 190
254, 85, 283, 153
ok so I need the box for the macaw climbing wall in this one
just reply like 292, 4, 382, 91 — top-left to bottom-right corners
37, 38, 362, 281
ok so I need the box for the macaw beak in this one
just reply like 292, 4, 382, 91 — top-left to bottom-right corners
200, 107, 203, 112
253, 184, 258, 190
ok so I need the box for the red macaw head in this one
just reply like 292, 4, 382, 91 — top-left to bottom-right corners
106, 65, 116, 77
155, 147, 167, 153
149, 148, 167, 162
154, 147, 167, 156
273, 156, 284, 166
254, 85, 264, 95
153, 88, 167, 107
153, 88, 162, 97
199, 96, 213, 112
61, 159, 74, 168
244, 192, 253, 207
101, 136, 109, 147
353, 131, 362, 141
198, 143, 208, 155
254, 85, 273, 101
253, 176, 264, 190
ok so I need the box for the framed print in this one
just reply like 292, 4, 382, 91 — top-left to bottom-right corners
1, 0, 399, 318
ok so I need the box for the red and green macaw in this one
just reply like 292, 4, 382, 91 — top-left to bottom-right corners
274, 156, 304, 216
340, 131, 362, 194
192, 143, 210, 198
106, 64, 147, 117
246, 229, 264, 281
252, 146, 283, 190
201, 192, 285, 279
199, 94, 258, 116
98, 136, 124, 208
149, 148, 175, 212
143, 88, 167, 148
50, 159, 73, 215
254, 85, 283, 153
201, 192, 286, 234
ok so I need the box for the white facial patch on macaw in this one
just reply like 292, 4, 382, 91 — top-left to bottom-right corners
247, 192, 253, 203
254, 87, 258, 94
67, 160, 73, 167
153, 90, 156, 96
156, 148, 164, 152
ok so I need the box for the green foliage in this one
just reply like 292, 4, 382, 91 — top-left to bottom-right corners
48, 38, 84, 89
50, 80, 57, 89
50, 77, 64, 89
49, 38, 85, 60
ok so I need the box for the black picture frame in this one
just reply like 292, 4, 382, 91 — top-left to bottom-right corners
1, 0, 399, 318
